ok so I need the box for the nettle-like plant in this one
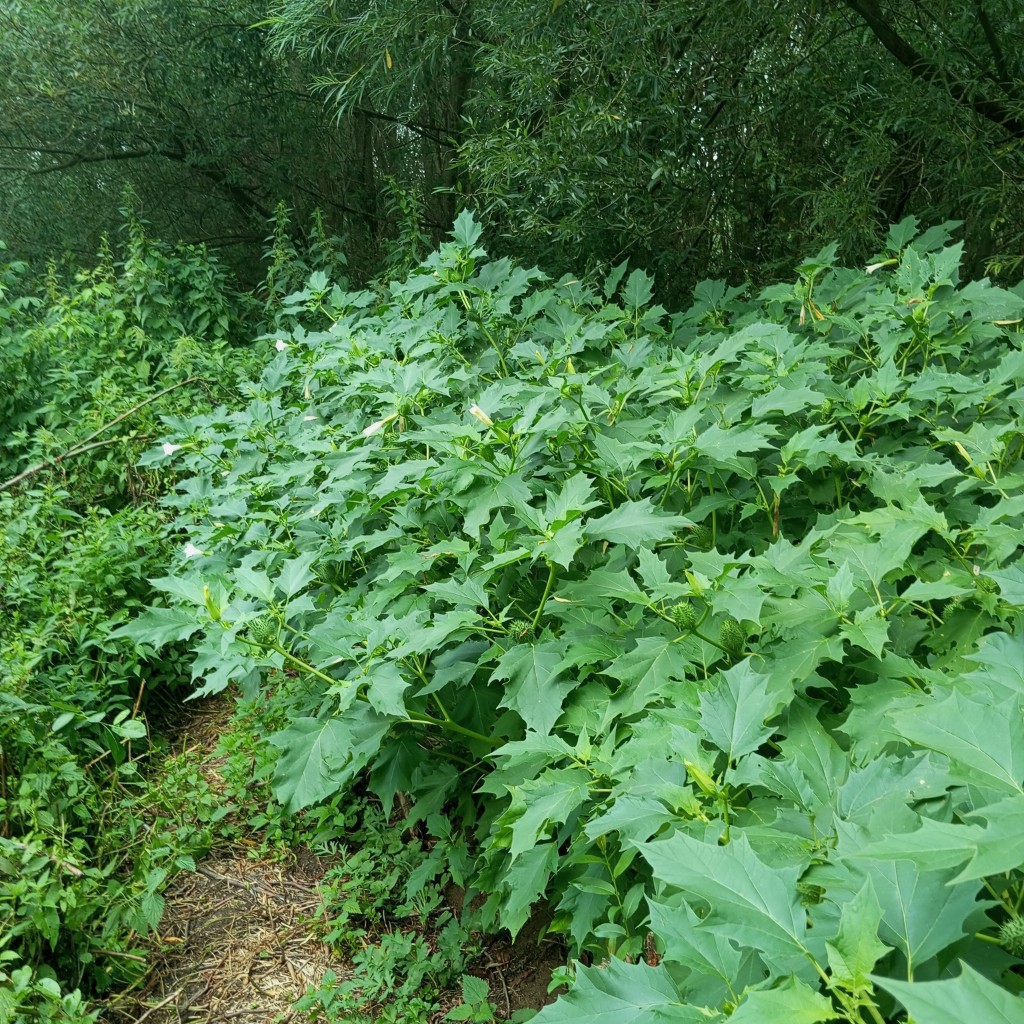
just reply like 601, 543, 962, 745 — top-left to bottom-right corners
128, 214, 1024, 1022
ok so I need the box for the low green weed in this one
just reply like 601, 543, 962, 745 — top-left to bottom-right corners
287, 798, 476, 1023
0, 959, 101, 1024
0, 219, 253, 1019
128, 213, 1024, 1022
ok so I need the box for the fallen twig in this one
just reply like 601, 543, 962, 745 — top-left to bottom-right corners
0, 375, 201, 493
196, 864, 256, 894
128, 986, 184, 1024
3, 838, 84, 877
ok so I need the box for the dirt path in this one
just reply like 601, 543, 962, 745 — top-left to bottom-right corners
100, 696, 563, 1023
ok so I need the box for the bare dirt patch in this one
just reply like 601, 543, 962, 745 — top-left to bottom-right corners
101, 696, 565, 1023
102, 850, 335, 1024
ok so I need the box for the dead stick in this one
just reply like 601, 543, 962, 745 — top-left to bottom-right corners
0, 376, 201, 493
5, 839, 84, 877
94, 948, 148, 963
129, 986, 185, 1024
196, 865, 256, 893
131, 678, 147, 720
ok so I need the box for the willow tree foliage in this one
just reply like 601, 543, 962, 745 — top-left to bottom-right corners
0, 0, 386, 277
2, 1, 1023, 290
268, 0, 1024, 294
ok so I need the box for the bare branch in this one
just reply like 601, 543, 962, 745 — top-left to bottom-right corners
839, 0, 1024, 138
0, 376, 201, 494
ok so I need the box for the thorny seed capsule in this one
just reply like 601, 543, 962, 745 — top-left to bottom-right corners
508, 619, 534, 642
999, 917, 1024, 958
719, 617, 745, 656
670, 602, 697, 630
248, 615, 277, 646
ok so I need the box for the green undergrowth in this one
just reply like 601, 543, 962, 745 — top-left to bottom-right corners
123, 212, 1024, 1022
208, 684, 494, 1024
0, 211, 258, 1021
0, 483, 207, 1019
0, 202, 395, 1022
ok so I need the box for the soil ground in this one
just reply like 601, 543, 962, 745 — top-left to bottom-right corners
100, 697, 565, 1024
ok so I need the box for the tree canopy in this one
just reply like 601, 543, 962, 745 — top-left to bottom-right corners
3, 0, 1023, 290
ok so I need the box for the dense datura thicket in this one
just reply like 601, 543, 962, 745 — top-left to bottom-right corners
125, 215, 1024, 1021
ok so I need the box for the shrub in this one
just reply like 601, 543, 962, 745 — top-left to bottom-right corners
128, 214, 1024, 1022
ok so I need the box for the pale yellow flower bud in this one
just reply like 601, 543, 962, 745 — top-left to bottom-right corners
469, 404, 493, 427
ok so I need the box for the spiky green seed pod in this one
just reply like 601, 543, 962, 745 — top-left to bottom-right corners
313, 561, 340, 586
796, 881, 825, 906
719, 617, 745, 656
999, 917, 1024, 958
248, 615, 278, 647
819, 399, 834, 422
689, 524, 713, 550
670, 602, 697, 631
508, 619, 534, 642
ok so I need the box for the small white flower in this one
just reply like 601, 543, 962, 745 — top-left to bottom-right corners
865, 262, 888, 274
303, 415, 318, 422
162, 443, 181, 456
469, 403, 493, 427
184, 542, 203, 558
362, 411, 399, 437
275, 339, 288, 352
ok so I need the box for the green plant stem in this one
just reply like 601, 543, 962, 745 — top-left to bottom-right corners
461, 291, 508, 376
405, 713, 500, 748
432, 694, 454, 723
270, 645, 342, 687
532, 563, 558, 630
860, 999, 888, 1024
259, 643, 496, 749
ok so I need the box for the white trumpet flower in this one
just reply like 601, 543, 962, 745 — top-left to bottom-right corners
469, 404, 493, 427
362, 411, 399, 437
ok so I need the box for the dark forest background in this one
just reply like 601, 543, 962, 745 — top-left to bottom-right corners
4, 0, 1024, 296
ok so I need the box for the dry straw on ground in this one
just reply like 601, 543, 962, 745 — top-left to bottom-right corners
100, 696, 563, 1024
